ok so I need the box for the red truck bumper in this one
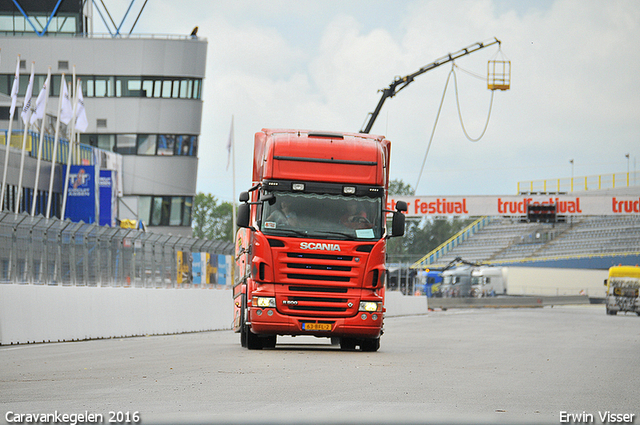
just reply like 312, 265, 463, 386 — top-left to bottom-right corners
249, 307, 382, 339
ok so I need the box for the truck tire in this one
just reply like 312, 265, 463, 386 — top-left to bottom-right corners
262, 335, 277, 349
240, 294, 248, 347
246, 328, 263, 350
340, 337, 357, 350
360, 337, 380, 352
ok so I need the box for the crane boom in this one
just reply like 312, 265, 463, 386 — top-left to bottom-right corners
359, 37, 501, 134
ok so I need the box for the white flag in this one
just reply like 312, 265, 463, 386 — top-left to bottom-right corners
21, 66, 35, 125
30, 73, 50, 125
59, 76, 73, 125
9, 58, 19, 118
74, 81, 88, 132
226, 115, 234, 171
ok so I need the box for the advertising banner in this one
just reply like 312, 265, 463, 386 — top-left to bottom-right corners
217, 255, 228, 285
192, 252, 203, 284
208, 254, 218, 285
387, 195, 640, 218
65, 165, 97, 224
99, 170, 117, 227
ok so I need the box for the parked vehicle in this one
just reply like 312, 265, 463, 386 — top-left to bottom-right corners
604, 265, 640, 316
234, 129, 406, 351
441, 266, 473, 297
470, 266, 507, 297
416, 270, 443, 297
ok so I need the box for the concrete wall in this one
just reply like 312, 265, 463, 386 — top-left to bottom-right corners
0, 286, 428, 345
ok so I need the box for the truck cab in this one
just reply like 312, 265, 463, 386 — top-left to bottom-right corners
470, 266, 506, 298
234, 129, 406, 351
604, 265, 640, 316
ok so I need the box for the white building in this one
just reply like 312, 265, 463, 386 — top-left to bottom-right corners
0, 0, 206, 236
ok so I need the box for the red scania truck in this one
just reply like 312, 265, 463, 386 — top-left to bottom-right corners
233, 129, 407, 351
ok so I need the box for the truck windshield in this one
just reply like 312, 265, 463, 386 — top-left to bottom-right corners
609, 277, 640, 288
260, 192, 383, 240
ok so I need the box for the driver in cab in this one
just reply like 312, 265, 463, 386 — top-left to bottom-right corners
340, 202, 370, 229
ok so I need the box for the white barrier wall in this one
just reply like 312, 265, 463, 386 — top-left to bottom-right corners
504, 267, 608, 298
0, 285, 233, 345
0, 286, 427, 345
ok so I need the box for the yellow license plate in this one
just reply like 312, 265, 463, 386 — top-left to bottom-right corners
302, 323, 332, 331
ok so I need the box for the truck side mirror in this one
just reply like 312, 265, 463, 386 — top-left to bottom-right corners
239, 191, 249, 202
395, 200, 408, 212
391, 211, 405, 237
237, 203, 250, 228
261, 192, 276, 205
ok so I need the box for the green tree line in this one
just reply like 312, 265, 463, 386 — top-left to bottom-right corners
192, 180, 473, 263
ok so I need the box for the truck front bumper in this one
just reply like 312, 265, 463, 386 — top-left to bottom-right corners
249, 307, 383, 339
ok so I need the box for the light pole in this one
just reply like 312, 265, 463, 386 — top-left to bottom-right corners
569, 159, 574, 192
626, 153, 630, 186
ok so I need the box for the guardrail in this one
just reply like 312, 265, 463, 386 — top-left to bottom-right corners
0, 211, 233, 287
427, 295, 591, 309
518, 171, 640, 194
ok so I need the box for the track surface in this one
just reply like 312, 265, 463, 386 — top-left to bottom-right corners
1, 305, 639, 424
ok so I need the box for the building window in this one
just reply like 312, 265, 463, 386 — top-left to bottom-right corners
138, 195, 193, 227
80, 133, 197, 157
182, 196, 193, 226
0, 74, 203, 100
157, 135, 175, 156
115, 134, 136, 155
137, 135, 157, 155
138, 196, 151, 226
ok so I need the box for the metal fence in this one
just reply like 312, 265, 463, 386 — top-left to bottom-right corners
0, 211, 234, 288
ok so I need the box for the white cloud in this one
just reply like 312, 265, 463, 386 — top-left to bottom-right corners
120, 0, 640, 201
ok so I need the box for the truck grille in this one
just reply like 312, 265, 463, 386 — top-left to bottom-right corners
283, 252, 357, 284
274, 249, 364, 317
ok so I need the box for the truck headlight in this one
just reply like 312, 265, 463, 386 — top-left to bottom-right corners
359, 301, 382, 312
253, 296, 276, 308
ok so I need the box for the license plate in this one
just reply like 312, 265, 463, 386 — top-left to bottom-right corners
302, 323, 332, 331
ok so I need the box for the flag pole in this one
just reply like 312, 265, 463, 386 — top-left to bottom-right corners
46, 74, 67, 219
0, 55, 19, 211
15, 62, 35, 215
61, 79, 79, 221
231, 115, 236, 233
31, 67, 51, 216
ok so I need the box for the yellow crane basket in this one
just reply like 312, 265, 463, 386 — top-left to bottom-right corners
487, 53, 511, 91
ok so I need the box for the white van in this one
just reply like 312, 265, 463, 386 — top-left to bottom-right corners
470, 266, 506, 297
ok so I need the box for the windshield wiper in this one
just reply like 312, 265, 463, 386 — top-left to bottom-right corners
312, 230, 356, 240
263, 228, 308, 237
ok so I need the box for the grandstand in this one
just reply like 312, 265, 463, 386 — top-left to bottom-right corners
412, 175, 640, 270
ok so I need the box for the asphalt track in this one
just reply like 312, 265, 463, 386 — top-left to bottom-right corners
1, 305, 638, 425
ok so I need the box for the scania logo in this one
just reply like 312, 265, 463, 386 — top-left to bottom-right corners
282, 300, 298, 305
300, 242, 341, 251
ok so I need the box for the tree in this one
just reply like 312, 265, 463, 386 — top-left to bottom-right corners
192, 193, 234, 242
389, 179, 414, 196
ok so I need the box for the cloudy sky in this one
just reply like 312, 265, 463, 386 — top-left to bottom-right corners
100, 0, 639, 203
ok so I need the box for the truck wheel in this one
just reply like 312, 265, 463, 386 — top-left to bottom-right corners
240, 294, 248, 347
340, 337, 357, 350
246, 329, 263, 350
360, 337, 380, 352
262, 335, 277, 349
606, 307, 617, 316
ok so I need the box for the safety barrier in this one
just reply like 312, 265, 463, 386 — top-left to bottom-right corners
1, 129, 92, 165
517, 170, 640, 194
0, 211, 234, 287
